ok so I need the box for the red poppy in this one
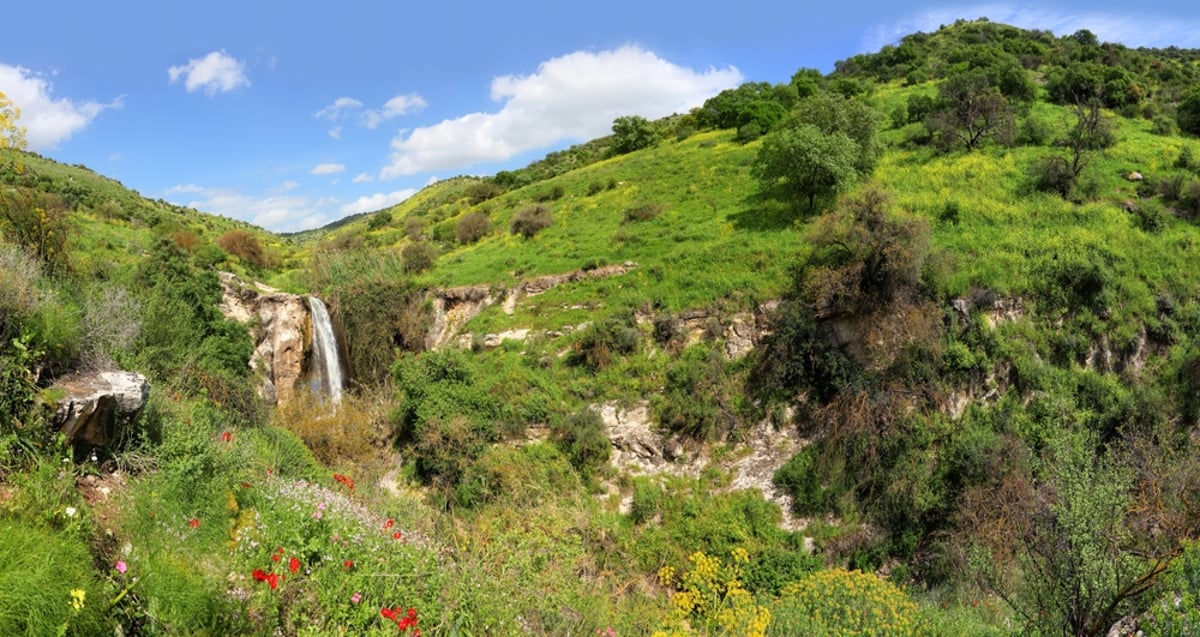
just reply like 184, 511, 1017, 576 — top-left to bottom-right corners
188, 518, 199, 528
392, 531, 402, 540
266, 573, 279, 590
240, 482, 251, 488
384, 518, 394, 529
220, 431, 232, 443
252, 569, 268, 581
288, 557, 300, 574
272, 553, 281, 562
381, 607, 396, 621
343, 560, 354, 570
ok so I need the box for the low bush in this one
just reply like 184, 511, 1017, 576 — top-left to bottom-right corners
571, 317, 639, 369
216, 230, 269, 269
623, 202, 665, 223
401, 241, 437, 273
550, 407, 610, 477
767, 569, 917, 636
455, 211, 492, 244
510, 205, 553, 238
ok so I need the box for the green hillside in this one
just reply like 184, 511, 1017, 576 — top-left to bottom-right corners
4, 19, 1200, 636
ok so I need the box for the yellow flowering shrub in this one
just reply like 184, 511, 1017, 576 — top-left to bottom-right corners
767, 568, 917, 636
653, 548, 771, 637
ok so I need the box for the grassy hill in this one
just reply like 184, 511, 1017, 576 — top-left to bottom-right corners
4, 18, 1200, 636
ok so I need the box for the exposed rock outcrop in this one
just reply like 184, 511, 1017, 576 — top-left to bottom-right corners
426, 285, 494, 350
52, 371, 149, 449
218, 272, 310, 405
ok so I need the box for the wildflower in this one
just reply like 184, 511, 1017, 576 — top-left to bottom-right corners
64, 506, 77, 518
266, 573, 279, 590
350, 591, 362, 604
343, 560, 355, 570
289, 557, 300, 574
115, 560, 127, 574
313, 509, 323, 520
393, 531, 403, 540
252, 569, 268, 581
272, 553, 281, 562
240, 482, 251, 488
384, 518, 394, 529
220, 431, 232, 443
69, 588, 86, 611
188, 518, 200, 528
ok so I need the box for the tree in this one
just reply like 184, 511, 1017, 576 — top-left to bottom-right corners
1033, 98, 1114, 198
927, 70, 1015, 151
1179, 89, 1200, 136
0, 91, 27, 150
790, 93, 885, 173
751, 124, 859, 211
609, 115, 659, 155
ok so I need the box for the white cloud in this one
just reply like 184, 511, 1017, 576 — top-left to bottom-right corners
328, 125, 342, 140
863, 5, 1200, 52
310, 162, 345, 175
0, 64, 121, 150
340, 189, 417, 216
352, 172, 374, 183
363, 94, 427, 129
314, 96, 363, 120
380, 45, 741, 178
168, 50, 250, 96
166, 183, 338, 232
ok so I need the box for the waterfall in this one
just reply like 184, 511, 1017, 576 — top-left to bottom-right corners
306, 296, 344, 405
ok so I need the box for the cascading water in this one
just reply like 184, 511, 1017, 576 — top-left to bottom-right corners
306, 296, 344, 405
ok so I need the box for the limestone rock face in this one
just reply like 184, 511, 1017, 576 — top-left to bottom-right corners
217, 272, 310, 405
52, 371, 149, 448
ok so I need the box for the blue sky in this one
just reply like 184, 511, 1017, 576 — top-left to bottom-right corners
2, 1, 1199, 232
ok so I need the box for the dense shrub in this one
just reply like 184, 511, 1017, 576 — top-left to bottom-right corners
366, 210, 392, 230
0, 188, 70, 274
466, 181, 503, 203
333, 278, 429, 385
550, 407, 610, 477
510, 205, 553, 238
571, 317, 639, 369
216, 230, 269, 269
655, 343, 749, 441
455, 211, 492, 244
532, 185, 565, 202
610, 115, 661, 154
400, 241, 437, 273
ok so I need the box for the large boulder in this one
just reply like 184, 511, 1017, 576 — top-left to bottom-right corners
218, 272, 310, 404
52, 371, 149, 448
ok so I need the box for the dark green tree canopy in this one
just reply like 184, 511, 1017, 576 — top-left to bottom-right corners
609, 115, 660, 155
788, 93, 884, 173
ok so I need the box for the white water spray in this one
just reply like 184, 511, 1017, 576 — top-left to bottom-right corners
307, 296, 344, 405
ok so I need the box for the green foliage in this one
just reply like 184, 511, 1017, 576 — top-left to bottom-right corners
928, 70, 1015, 151
571, 316, 639, 369
611, 115, 661, 155
400, 240, 437, 273
510, 204, 553, 238
1175, 89, 1200, 135
655, 343, 749, 440
333, 277, 429, 385
455, 211, 492, 244
0, 520, 110, 636
696, 82, 791, 132
0, 187, 71, 274
752, 124, 860, 211
622, 202, 665, 223
792, 93, 885, 174
550, 407, 610, 477
366, 209, 392, 230
1146, 541, 1200, 636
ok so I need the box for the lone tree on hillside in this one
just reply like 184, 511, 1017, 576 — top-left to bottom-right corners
752, 124, 859, 212
0, 91, 28, 150
1179, 89, 1200, 137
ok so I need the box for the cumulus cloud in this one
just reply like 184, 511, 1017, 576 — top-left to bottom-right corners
863, 4, 1200, 52
380, 46, 741, 178
168, 50, 250, 96
0, 64, 121, 150
362, 94, 427, 129
310, 162, 345, 175
352, 172, 374, 183
340, 189, 417, 216
166, 183, 339, 232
